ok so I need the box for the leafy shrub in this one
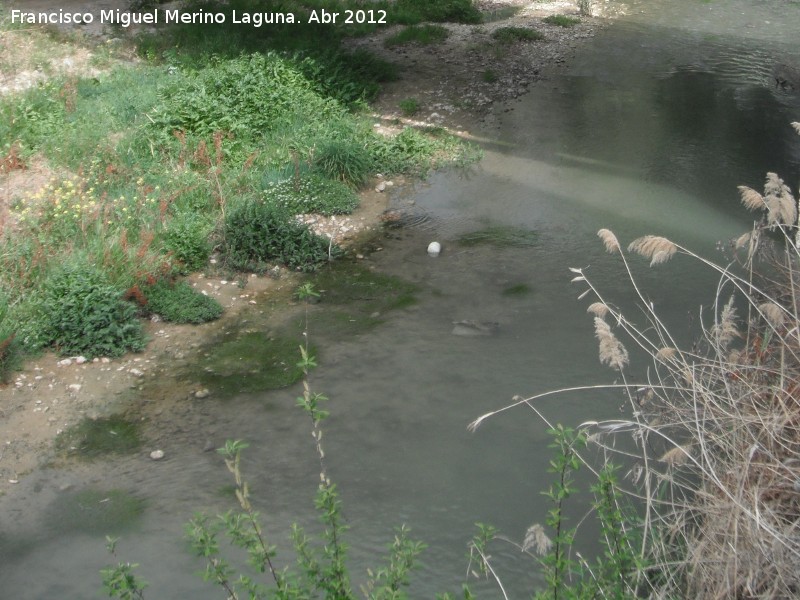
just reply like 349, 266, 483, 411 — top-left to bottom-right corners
313, 138, 373, 187
163, 211, 213, 273
0, 294, 21, 382
263, 175, 359, 216
151, 53, 343, 141
492, 26, 544, 43
385, 24, 450, 47
143, 279, 223, 324
41, 261, 145, 358
292, 49, 398, 106
224, 199, 335, 272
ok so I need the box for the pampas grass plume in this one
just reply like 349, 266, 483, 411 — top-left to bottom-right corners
628, 236, 677, 265
594, 317, 629, 371
597, 228, 620, 253
587, 302, 609, 318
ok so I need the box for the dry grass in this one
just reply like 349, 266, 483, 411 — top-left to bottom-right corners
471, 128, 800, 597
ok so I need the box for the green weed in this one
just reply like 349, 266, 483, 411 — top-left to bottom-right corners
399, 97, 421, 116
142, 279, 223, 324
542, 15, 581, 27
492, 26, 545, 43
224, 199, 336, 273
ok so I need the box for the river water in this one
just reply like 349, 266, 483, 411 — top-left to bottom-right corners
2, 1, 800, 597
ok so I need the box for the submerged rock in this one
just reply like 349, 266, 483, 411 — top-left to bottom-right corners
427, 241, 442, 257
451, 320, 499, 337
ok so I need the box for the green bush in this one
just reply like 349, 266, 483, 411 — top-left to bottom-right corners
263, 174, 359, 215
41, 261, 145, 358
224, 199, 335, 272
313, 138, 373, 187
163, 211, 213, 273
143, 279, 223, 324
151, 53, 343, 141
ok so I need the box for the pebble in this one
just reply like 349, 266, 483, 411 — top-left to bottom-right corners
129, 368, 144, 377
57, 358, 72, 367
194, 388, 210, 399
149, 450, 165, 460
68, 384, 82, 393
427, 241, 442, 257
75, 356, 87, 364
375, 181, 386, 192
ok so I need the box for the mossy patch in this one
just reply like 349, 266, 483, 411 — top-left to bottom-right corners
195, 331, 309, 398
295, 261, 417, 337
46, 488, 145, 535
55, 415, 142, 459
503, 283, 533, 296
456, 226, 538, 248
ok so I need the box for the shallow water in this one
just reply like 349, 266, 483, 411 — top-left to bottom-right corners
2, 1, 800, 597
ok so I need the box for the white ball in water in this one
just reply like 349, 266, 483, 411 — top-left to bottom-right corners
427, 241, 441, 257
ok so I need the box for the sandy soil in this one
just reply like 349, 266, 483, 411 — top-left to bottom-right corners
0, 0, 606, 496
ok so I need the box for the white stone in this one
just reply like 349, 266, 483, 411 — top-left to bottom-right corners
68, 384, 82, 393
149, 450, 165, 460
57, 358, 72, 367
194, 388, 210, 399
75, 356, 88, 364
129, 368, 144, 377
427, 241, 442, 257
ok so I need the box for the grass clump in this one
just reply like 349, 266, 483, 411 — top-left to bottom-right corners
398, 98, 420, 116
224, 199, 336, 273
482, 69, 499, 83
263, 175, 359, 216
142, 279, 223, 324
312, 138, 374, 187
542, 15, 581, 27
385, 24, 450, 47
162, 211, 213, 274
491, 26, 544, 44
456, 226, 539, 248
55, 415, 143, 458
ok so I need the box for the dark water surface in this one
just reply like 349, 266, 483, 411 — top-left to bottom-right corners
2, 1, 800, 597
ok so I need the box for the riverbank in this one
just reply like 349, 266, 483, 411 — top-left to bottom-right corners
0, 1, 606, 495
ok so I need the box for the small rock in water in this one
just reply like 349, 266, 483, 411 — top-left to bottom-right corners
194, 388, 210, 399
427, 241, 441, 257
150, 450, 165, 460
451, 320, 500, 337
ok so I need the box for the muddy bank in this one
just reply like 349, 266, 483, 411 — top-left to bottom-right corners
0, 0, 606, 495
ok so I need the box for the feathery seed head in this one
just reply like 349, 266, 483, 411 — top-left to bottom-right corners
597, 228, 620, 253
594, 316, 629, 371
587, 302, 610, 318
758, 302, 785, 328
628, 235, 677, 265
